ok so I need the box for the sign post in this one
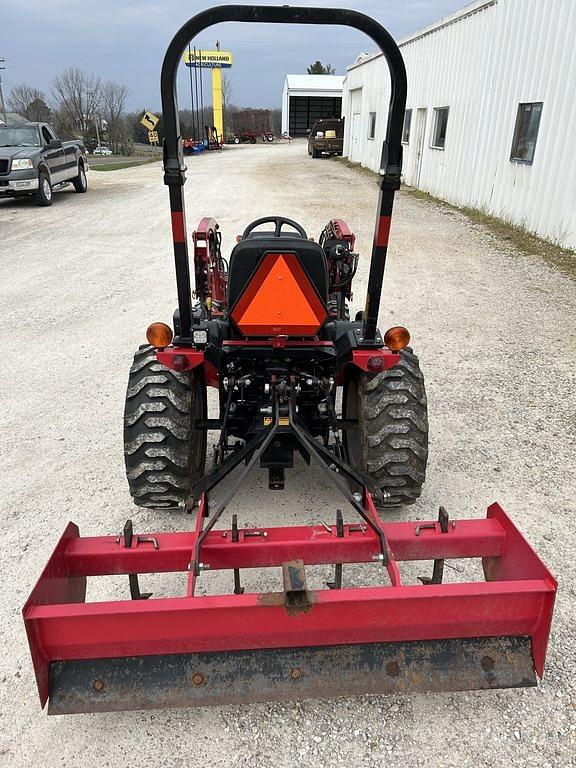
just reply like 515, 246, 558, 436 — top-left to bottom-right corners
184, 49, 233, 143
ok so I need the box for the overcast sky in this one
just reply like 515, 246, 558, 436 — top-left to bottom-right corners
2, 0, 466, 111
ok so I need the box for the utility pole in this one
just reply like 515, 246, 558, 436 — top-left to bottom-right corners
88, 89, 101, 149
0, 59, 7, 124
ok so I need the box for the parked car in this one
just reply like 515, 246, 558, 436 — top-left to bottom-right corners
0, 122, 88, 206
308, 118, 344, 158
93, 146, 113, 155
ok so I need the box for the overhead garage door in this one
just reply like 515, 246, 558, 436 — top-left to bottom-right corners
288, 96, 342, 136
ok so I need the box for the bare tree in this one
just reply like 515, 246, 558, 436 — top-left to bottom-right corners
52, 68, 101, 137
7, 84, 51, 121
100, 80, 129, 153
221, 73, 233, 109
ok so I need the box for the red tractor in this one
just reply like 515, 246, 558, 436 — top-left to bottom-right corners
23, 5, 556, 715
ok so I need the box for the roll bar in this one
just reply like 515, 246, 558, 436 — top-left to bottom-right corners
160, 5, 407, 342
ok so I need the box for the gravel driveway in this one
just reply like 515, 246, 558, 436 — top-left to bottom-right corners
1, 141, 574, 768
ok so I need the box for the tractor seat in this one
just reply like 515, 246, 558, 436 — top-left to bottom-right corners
227, 237, 329, 309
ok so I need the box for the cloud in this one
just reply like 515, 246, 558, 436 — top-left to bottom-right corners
1, 0, 465, 108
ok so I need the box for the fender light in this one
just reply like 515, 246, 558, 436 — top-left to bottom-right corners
367, 356, 385, 372
146, 322, 173, 349
384, 326, 410, 351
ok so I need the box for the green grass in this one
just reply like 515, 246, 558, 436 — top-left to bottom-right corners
406, 187, 576, 280
90, 157, 161, 172
335, 155, 379, 181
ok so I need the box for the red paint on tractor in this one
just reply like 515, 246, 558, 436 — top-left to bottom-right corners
352, 348, 399, 372
375, 215, 392, 247
171, 211, 186, 243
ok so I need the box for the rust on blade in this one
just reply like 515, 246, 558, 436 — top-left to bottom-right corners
47, 636, 536, 715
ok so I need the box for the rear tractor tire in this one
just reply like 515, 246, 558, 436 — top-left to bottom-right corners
123, 345, 207, 509
343, 347, 428, 507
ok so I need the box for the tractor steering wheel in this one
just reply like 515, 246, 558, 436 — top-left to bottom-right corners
242, 216, 308, 239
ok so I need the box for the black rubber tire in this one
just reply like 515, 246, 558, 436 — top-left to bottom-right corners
343, 347, 428, 506
36, 171, 52, 206
311, 147, 321, 158
72, 163, 87, 193
123, 345, 207, 509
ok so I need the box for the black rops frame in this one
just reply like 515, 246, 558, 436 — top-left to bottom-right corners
160, 5, 407, 343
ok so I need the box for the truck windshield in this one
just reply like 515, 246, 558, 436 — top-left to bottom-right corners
0, 126, 41, 147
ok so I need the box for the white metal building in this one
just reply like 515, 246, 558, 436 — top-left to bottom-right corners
281, 74, 345, 136
342, 0, 576, 249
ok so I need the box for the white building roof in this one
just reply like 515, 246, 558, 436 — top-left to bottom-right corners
346, 0, 497, 70
284, 74, 345, 92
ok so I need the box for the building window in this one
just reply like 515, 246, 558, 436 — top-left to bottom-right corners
402, 109, 412, 144
510, 102, 543, 164
367, 112, 376, 140
430, 107, 449, 149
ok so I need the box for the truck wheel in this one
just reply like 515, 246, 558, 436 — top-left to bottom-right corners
72, 164, 88, 193
36, 171, 52, 206
234, 137, 241, 144
312, 147, 321, 158
343, 347, 428, 506
124, 345, 207, 509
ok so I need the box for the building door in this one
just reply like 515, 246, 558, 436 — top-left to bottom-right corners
288, 96, 342, 136
350, 113, 362, 162
410, 108, 427, 187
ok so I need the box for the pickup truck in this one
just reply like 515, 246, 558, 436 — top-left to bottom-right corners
0, 122, 87, 206
308, 118, 344, 158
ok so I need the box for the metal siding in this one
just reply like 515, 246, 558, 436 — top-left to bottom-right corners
342, 0, 576, 248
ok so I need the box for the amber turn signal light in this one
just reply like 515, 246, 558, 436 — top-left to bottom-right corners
384, 325, 410, 351
146, 322, 173, 349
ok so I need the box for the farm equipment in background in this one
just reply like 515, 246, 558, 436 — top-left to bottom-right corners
182, 125, 222, 155
232, 108, 275, 143
23, 5, 556, 715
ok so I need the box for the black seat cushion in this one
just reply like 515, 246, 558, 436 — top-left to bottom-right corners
227, 237, 328, 309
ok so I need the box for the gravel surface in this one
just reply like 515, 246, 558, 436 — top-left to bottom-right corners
1, 141, 575, 768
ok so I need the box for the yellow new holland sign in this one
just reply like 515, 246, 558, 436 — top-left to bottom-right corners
184, 50, 233, 68
140, 111, 159, 130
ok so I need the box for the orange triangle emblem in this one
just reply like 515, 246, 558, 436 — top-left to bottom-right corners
231, 253, 327, 336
